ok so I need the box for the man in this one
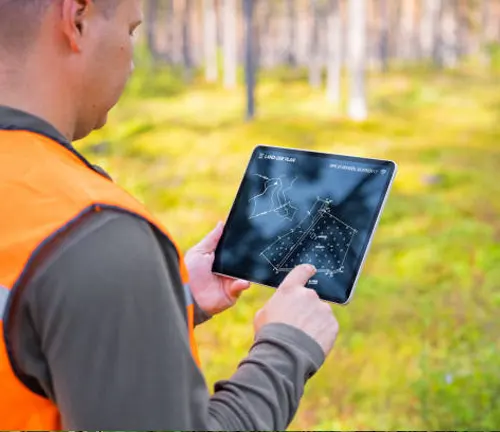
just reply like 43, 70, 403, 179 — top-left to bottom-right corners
0, 0, 339, 430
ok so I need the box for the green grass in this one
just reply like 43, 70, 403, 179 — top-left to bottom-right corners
80, 64, 500, 430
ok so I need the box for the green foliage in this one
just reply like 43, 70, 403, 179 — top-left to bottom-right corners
415, 342, 500, 430
488, 42, 500, 72
79, 65, 500, 430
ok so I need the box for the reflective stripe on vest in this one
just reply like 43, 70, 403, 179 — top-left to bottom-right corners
0, 129, 200, 430
0, 285, 8, 318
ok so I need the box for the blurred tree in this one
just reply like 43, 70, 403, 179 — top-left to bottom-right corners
389, 0, 402, 61
285, 0, 298, 67
164, 0, 175, 64
481, 0, 491, 65
146, 0, 160, 63
441, 0, 459, 68
244, 0, 256, 120
455, 0, 466, 58
326, 0, 342, 105
223, 0, 237, 89
191, 0, 204, 68
347, 0, 367, 121
296, 0, 309, 68
420, 0, 439, 61
378, 0, 389, 71
258, 0, 277, 68
365, 0, 376, 69
309, 0, 322, 88
204, 0, 218, 82
432, 0, 444, 68
400, 0, 417, 61
182, 0, 193, 80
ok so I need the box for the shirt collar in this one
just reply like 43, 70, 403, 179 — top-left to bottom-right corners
0, 105, 112, 180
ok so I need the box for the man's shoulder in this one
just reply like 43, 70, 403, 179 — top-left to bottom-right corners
38, 209, 162, 273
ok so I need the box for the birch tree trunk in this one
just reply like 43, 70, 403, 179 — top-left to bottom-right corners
309, 0, 322, 88
223, 0, 237, 88
204, 0, 218, 82
327, 0, 342, 105
244, 0, 256, 120
347, 0, 367, 121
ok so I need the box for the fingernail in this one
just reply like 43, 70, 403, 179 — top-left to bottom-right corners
308, 264, 317, 274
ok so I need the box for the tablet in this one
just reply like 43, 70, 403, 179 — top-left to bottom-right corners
213, 145, 397, 304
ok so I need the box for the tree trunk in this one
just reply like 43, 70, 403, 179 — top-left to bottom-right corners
441, 0, 459, 68
420, 0, 437, 60
182, 0, 193, 80
285, 0, 298, 67
347, 0, 367, 121
309, 0, 322, 88
258, 0, 275, 69
326, 0, 342, 105
223, 0, 237, 88
244, 0, 256, 120
266, 2, 278, 68
400, 0, 417, 61
379, 0, 389, 71
191, 0, 203, 68
390, 0, 402, 60
481, 0, 491, 65
432, 0, 444, 68
455, 0, 467, 59
204, 0, 218, 82
146, 0, 160, 63
164, 0, 175, 64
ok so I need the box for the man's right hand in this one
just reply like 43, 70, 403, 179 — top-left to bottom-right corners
254, 264, 339, 356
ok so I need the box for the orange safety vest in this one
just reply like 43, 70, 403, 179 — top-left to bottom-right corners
0, 129, 200, 429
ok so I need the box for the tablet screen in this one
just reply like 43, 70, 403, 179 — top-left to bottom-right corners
213, 145, 396, 304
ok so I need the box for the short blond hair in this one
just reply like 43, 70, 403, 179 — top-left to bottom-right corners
0, 0, 118, 54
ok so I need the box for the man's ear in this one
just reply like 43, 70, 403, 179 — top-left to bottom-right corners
61, 0, 93, 53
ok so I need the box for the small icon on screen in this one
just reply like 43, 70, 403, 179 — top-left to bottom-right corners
381, 169, 387, 175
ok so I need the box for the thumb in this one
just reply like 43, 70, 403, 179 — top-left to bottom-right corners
227, 279, 251, 299
195, 221, 224, 253
279, 264, 317, 291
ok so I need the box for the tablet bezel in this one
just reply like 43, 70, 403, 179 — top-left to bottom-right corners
212, 144, 398, 305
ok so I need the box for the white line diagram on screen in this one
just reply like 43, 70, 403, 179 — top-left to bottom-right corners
260, 197, 358, 278
248, 174, 298, 221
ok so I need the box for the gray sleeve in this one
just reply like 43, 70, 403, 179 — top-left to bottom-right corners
10, 210, 325, 431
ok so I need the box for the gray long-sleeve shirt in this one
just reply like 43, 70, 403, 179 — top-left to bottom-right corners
1, 106, 325, 430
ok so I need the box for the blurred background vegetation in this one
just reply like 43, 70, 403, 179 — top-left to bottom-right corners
80, 0, 500, 429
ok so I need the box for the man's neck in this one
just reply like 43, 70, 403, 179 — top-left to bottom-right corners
0, 63, 76, 142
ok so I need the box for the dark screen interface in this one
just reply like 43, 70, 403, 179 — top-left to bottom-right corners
214, 146, 396, 303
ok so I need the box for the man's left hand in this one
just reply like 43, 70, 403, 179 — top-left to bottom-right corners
185, 221, 250, 317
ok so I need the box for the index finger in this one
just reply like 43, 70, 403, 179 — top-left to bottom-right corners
279, 264, 317, 290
